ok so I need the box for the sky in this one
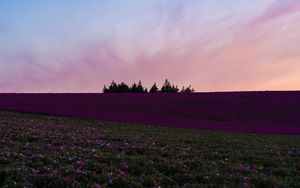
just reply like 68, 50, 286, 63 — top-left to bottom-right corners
0, 0, 300, 92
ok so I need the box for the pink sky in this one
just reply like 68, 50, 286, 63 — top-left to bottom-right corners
0, 0, 300, 92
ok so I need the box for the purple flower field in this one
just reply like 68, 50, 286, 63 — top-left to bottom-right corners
0, 91, 300, 135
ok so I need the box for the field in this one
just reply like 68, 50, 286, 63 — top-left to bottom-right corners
0, 92, 300, 187
1, 92, 300, 134
0, 110, 299, 187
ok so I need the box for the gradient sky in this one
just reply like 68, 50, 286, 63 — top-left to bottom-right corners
1, 0, 300, 92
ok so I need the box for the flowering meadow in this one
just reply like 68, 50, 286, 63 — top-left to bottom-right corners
0, 110, 299, 187
0, 92, 300, 135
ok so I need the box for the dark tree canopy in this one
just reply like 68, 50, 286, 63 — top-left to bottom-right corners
103, 81, 147, 93
136, 81, 145, 93
160, 79, 179, 93
103, 85, 109, 93
102, 79, 195, 93
130, 83, 138, 93
182, 85, 195, 93
108, 81, 118, 93
160, 79, 173, 92
171, 85, 179, 93
117, 82, 130, 93
149, 83, 158, 93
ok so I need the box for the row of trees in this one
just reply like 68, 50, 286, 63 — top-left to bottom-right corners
103, 79, 195, 93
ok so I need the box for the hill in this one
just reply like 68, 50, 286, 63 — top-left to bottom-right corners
1, 92, 300, 134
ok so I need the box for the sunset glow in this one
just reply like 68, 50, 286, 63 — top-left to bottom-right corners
1, 0, 300, 92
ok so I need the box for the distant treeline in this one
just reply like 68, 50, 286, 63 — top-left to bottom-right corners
103, 79, 195, 93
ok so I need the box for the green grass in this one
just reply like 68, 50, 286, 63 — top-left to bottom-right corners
0, 110, 299, 187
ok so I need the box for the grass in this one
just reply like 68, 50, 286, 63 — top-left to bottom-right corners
0, 110, 299, 187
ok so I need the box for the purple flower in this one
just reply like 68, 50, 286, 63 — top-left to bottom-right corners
65, 177, 73, 185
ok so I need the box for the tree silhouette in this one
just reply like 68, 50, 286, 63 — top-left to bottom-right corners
149, 83, 158, 93
103, 85, 109, 93
108, 81, 118, 93
160, 79, 179, 93
130, 83, 138, 93
181, 86, 185, 93
136, 81, 145, 93
102, 79, 195, 93
160, 79, 172, 92
117, 82, 130, 93
181, 85, 194, 93
171, 85, 179, 93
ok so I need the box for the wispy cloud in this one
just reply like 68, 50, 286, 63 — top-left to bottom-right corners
247, 0, 300, 28
0, 0, 300, 92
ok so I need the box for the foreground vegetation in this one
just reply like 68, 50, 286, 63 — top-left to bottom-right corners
0, 111, 299, 187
